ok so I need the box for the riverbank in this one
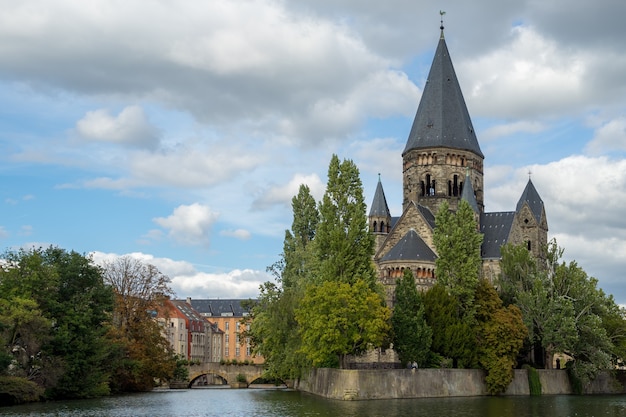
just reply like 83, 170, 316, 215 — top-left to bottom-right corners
295, 368, 626, 400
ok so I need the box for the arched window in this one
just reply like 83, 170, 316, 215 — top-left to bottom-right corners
420, 181, 425, 197
373, 221, 377, 232
380, 221, 385, 233
453, 175, 459, 196
527, 240, 531, 251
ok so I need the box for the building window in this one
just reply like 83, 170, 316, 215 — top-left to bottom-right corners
225, 322, 229, 331
235, 347, 240, 357
225, 347, 229, 356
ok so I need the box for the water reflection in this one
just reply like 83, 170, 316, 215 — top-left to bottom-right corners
1, 388, 626, 417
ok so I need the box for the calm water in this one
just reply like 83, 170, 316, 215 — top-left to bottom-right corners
1, 388, 626, 417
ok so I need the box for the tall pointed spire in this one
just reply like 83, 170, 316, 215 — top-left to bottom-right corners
403, 22, 483, 158
461, 168, 479, 213
369, 174, 391, 218
516, 178, 544, 222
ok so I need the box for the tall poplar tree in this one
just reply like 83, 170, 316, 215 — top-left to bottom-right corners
314, 154, 377, 288
296, 155, 390, 367
433, 200, 483, 313
391, 269, 432, 367
247, 184, 319, 380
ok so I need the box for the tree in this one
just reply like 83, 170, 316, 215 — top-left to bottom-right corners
391, 269, 432, 367
314, 155, 377, 288
474, 279, 527, 394
246, 185, 318, 381
499, 240, 615, 387
40, 248, 115, 399
296, 279, 390, 368
423, 284, 477, 368
101, 256, 176, 392
433, 200, 483, 313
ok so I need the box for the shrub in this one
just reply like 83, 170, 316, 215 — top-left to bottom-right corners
236, 374, 247, 383
0, 376, 44, 405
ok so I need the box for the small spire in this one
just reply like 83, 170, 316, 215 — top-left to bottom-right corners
378, 172, 381, 182
440, 10, 446, 39
528, 169, 532, 180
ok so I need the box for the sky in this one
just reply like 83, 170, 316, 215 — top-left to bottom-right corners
1, 1, 626, 304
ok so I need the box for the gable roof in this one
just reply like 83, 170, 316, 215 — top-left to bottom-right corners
403, 33, 483, 158
369, 177, 391, 218
516, 179, 544, 223
380, 229, 437, 262
480, 211, 515, 259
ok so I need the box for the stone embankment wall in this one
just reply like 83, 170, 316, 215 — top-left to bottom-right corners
296, 368, 624, 400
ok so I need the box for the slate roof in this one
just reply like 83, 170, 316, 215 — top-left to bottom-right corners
417, 205, 436, 229
403, 34, 483, 158
185, 299, 256, 317
380, 229, 437, 262
460, 172, 479, 213
480, 212, 515, 259
369, 177, 391, 217
516, 179, 544, 223
171, 300, 206, 322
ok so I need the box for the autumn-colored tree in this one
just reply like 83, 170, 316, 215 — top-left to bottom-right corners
474, 279, 527, 394
102, 256, 176, 392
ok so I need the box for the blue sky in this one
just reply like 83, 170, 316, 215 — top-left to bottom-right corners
2, 1, 626, 304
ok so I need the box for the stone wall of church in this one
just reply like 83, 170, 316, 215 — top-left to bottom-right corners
508, 204, 548, 260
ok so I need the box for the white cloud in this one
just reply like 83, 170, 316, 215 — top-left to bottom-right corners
252, 173, 325, 210
220, 229, 252, 240
76, 106, 160, 148
171, 269, 267, 299
130, 141, 264, 188
153, 203, 219, 246
91, 251, 267, 299
462, 26, 587, 119
0, 226, 8, 239
481, 121, 547, 142
586, 116, 626, 154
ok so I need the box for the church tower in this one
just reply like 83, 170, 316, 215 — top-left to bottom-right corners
402, 25, 484, 216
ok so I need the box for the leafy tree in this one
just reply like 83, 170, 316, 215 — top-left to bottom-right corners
102, 256, 176, 392
314, 155, 377, 288
391, 269, 432, 367
474, 279, 527, 394
499, 240, 615, 386
423, 284, 477, 368
433, 200, 483, 313
40, 248, 114, 399
296, 279, 390, 368
246, 185, 318, 380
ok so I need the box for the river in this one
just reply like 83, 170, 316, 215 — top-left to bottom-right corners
1, 388, 626, 417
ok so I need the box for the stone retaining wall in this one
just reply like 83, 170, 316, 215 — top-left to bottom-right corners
296, 368, 624, 400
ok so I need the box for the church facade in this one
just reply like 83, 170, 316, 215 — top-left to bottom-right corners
369, 27, 549, 306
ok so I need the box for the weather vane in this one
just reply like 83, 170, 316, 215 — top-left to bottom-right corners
528, 169, 532, 179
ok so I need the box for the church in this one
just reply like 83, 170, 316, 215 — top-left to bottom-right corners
368, 24, 549, 306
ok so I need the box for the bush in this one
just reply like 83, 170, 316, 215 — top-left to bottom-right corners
235, 373, 247, 383
523, 365, 542, 396
0, 376, 44, 406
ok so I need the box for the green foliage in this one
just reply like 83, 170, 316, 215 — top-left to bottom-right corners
391, 269, 432, 367
423, 284, 477, 368
172, 356, 190, 382
0, 247, 115, 400
296, 279, 390, 368
236, 373, 247, 383
314, 155, 377, 289
475, 279, 527, 394
251, 156, 390, 377
523, 365, 542, 396
500, 239, 615, 383
433, 200, 483, 313
0, 375, 44, 405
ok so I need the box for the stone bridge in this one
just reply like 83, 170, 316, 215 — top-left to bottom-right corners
188, 363, 265, 388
